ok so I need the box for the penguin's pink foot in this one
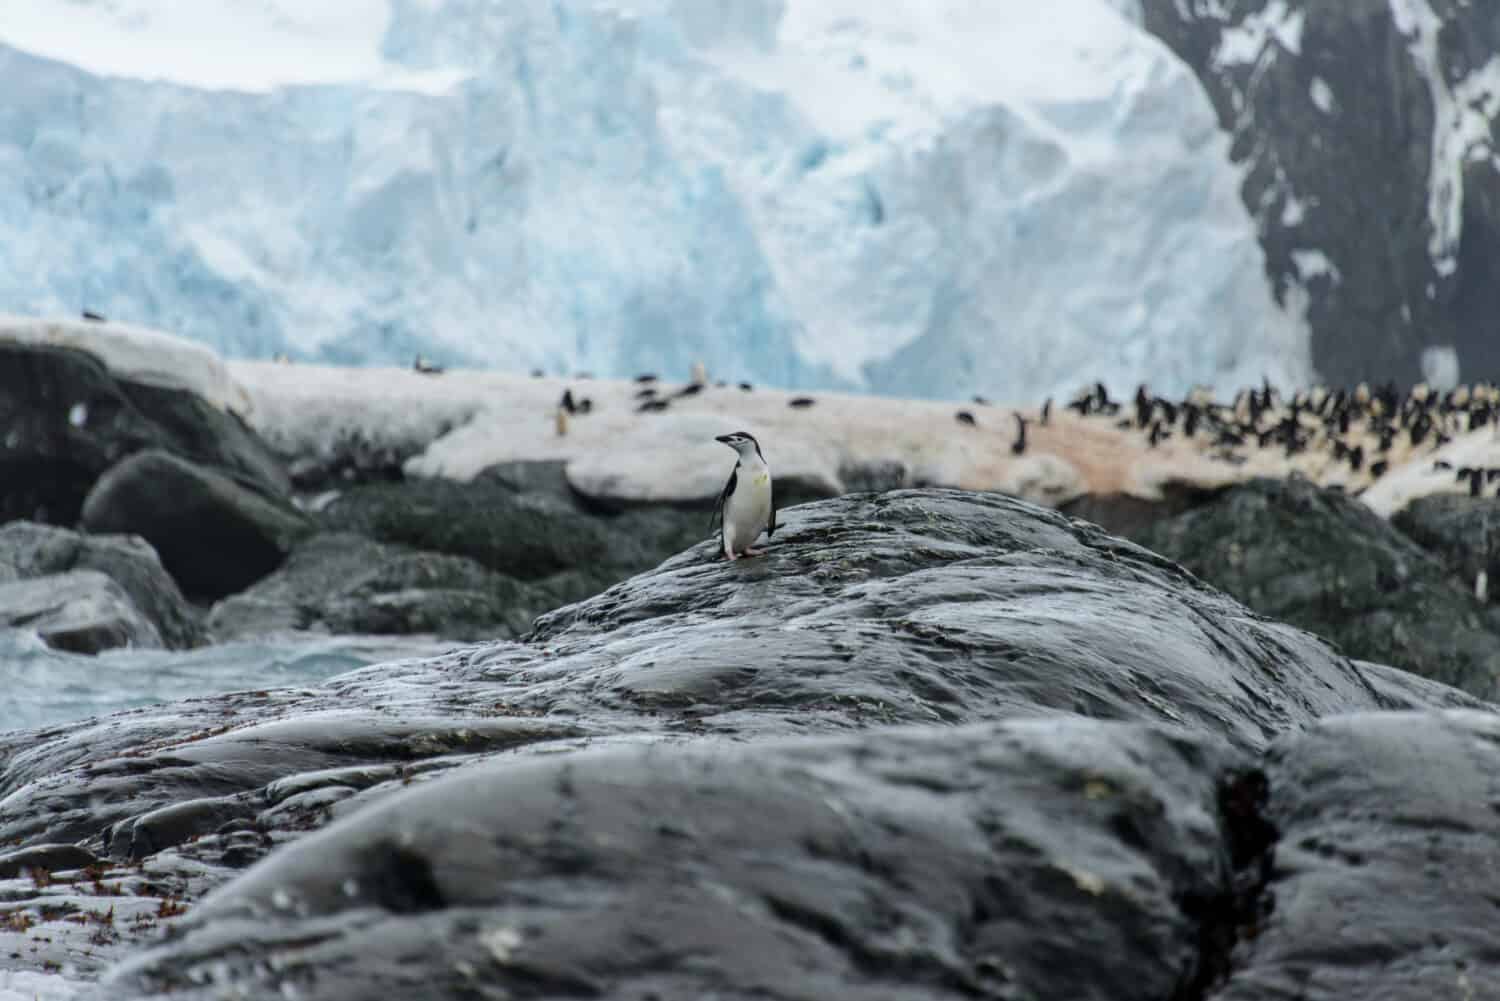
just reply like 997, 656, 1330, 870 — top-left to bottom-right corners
744, 547, 767, 556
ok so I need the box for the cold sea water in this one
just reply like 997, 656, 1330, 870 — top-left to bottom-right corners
0, 630, 456, 734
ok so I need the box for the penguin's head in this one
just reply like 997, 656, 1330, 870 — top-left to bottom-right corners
715, 431, 763, 461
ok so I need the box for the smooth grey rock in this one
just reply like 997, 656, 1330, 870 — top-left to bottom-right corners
1391, 493, 1500, 598
1215, 710, 1500, 1000
317, 476, 708, 612
207, 532, 539, 642
1130, 477, 1500, 699
0, 521, 203, 649
0, 570, 162, 653
81, 449, 311, 601
107, 721, 1249, 1001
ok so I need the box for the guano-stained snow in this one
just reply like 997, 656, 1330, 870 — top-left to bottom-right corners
0, 0, 1312, 404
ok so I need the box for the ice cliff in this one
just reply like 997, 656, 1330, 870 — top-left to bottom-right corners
0, 0, 1310, 401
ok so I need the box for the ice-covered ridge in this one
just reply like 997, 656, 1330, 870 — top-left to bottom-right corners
0, 0, 1310, 403
0, 0, 468, 93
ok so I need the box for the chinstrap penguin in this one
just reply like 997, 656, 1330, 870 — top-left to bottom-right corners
710, 431, 777, 560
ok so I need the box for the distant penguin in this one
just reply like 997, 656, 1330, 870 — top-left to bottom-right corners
81, 310, 106, 322
691, 360, 708, 386
578, 398, 593, 414
414, 355, 445, 375
789, 397, 816, 409
1010, 413, 1028, 455
739, 382, 754, 391
272, 352, 291, 364
973, 395, 990, 406
555, 407, 569, 437
955, 410, 977, 427
677, 383, 705, 398
1040, 398, 1052, 426
560, 389, 577, 414
531, 368, 545, 378
636, 373, 659, 384
636, 387, 657, 399
638, 399, 670, 413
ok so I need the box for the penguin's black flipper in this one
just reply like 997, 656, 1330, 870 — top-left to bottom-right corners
709, 466, 736, 538
767, 482, 777, 538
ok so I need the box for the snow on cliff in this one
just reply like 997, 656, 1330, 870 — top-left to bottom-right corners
0, 0, 1311, 402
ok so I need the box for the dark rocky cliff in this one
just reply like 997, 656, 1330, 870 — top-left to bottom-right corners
1139, 0, 1500, 387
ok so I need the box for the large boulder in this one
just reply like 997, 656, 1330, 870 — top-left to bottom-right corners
0, 521, 203, 649
0, 341, 289, 526
0, 489, 1482, 995
318, 478, 620, 578
80, 449, 311, 601
0, 570, 162, 653
1215, 710, 1500, 1000
1391, 493, 1500, 598
108, 721, 1251, 1001
207, 532, 539, 642
318, 475, 708, 606
1130, 476, 1500, 698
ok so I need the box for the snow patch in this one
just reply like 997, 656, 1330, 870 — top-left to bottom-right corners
1214, 0, 1305, 68
0, 969, 88, 1001
1362, 425, 1500, 518
0, 0, 470, 93
1420, 345, 1460, 391
1309, 76, 1335, 113
1281, 194, 1306, 226
1291, 249, 1339, 283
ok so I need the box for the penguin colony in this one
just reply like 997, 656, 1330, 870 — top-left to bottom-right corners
1055, 378, 1500, 495
526, 349, 1500, 537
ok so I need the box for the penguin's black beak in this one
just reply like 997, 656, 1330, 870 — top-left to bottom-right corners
714, 434, 733, 444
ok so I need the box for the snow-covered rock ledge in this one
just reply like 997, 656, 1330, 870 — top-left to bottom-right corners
230, 357, 1245, 510
11, 317, 1498, 516
0, 315, 250, 414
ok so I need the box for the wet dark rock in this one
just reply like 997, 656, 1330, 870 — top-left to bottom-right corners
1215, 710, 1500, 999
319, 477, 612, 579
0, 521, 203, 649
0, 570, 163, 653
0, 842, 100, 878
317, 475, 708, 612
1130, 477, 1500, 699
108, 722, 1249, 1001
207, 532, 539, 641
81, 449, 312, 601
1060, 482, 1224, 540
0, 341, 288, 525
0, 489, 1482, 995
1391, 493, 1500, 599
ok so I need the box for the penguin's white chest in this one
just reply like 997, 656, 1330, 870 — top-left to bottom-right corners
724, 466, 772, 551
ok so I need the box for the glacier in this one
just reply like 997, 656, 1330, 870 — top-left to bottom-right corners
0, 0, 1312, 402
